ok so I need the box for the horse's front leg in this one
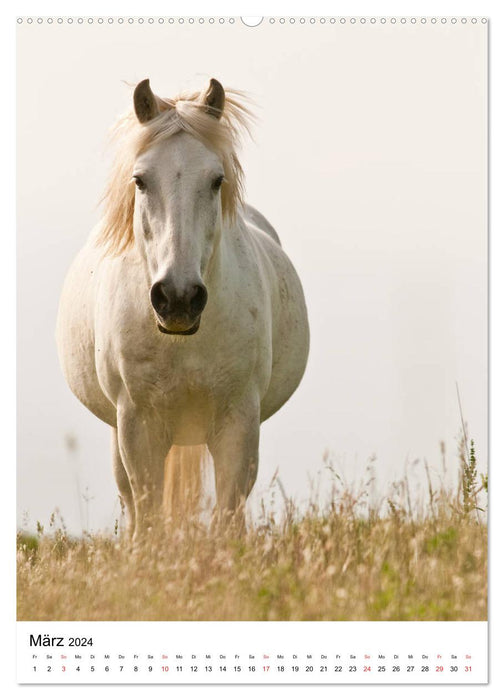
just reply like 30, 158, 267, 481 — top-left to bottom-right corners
116, 401, 170, 539
111, 427, 135, 538
208, 394, 260, 531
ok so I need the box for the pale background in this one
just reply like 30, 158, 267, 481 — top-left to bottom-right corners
17, 18, 487, 534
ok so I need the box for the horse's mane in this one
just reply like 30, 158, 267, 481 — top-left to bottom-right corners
98, 85, 254, 255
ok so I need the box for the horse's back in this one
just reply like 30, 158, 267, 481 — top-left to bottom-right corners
243, 204, 281, 246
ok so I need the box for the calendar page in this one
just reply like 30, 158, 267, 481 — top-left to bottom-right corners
16, 12, 488, 686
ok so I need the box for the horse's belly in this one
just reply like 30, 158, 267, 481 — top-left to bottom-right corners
260, 275, 310, 421
261, 332, 309, 421
56, 245, 117, 427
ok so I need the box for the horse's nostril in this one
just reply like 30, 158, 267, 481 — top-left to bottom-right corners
150, 281, 169, 315
189, 284, 208, 315
151, 279, 207, 319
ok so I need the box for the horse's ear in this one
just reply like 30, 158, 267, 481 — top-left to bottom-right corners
200, 78, 225, 119
134, 79, 162, 123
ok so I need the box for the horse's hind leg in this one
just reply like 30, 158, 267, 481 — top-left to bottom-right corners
111, 428, 135, 538
208, 396, 260, 531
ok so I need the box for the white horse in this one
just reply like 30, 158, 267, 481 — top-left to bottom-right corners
56, 78, 309, 538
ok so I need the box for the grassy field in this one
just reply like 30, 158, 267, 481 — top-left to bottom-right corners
17, 442, 487, 622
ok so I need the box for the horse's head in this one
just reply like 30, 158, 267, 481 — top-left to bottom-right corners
131, 78, 229, 336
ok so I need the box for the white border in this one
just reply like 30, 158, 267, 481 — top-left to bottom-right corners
3, 2, 501, 698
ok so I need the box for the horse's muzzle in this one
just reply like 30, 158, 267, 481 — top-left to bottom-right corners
150, 278, 207, 335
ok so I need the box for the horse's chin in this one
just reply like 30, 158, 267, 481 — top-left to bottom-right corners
157, 319, 200, 336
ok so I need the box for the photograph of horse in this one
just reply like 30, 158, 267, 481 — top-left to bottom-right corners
56, 78, 309, 539
17, 19, 487, 621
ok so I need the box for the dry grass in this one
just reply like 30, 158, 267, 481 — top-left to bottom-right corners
17, 447, 487, 622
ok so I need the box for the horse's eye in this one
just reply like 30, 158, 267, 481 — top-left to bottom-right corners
211, 175, 225, 192
133, 175, 146, 192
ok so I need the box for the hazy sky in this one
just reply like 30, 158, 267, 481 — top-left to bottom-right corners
17, 19, 487, 534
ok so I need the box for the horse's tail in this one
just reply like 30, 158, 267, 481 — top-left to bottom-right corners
163, 445, 209, 523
